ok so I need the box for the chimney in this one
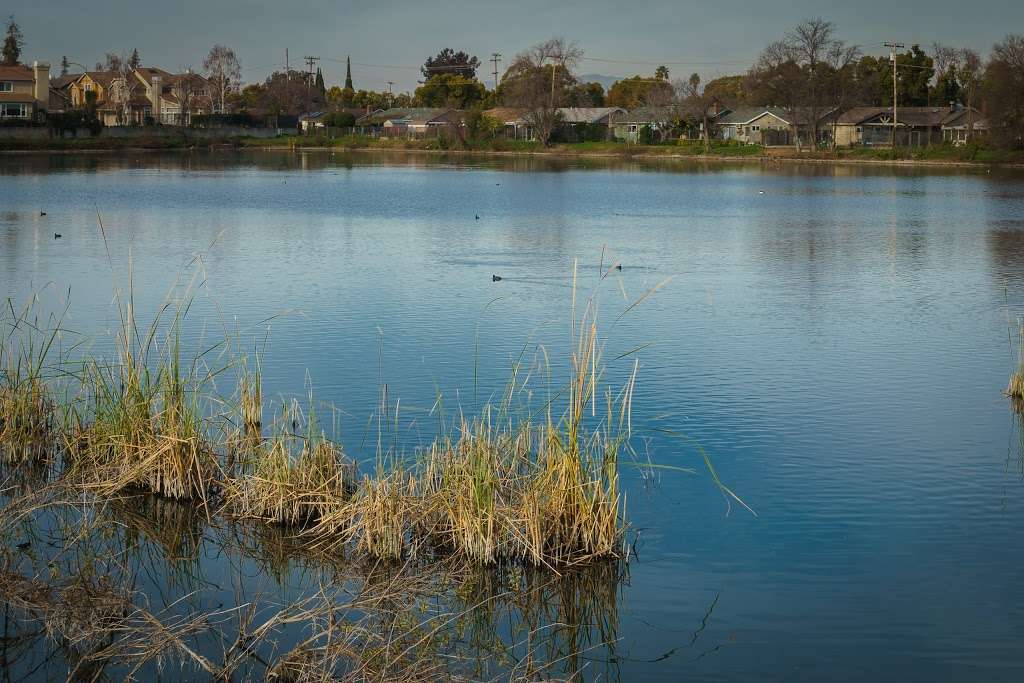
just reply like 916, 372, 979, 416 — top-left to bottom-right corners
32, 61, 50, 110
150, 75, 162, 122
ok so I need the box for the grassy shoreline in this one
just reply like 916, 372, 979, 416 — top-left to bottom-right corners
3, 133, 1024, 168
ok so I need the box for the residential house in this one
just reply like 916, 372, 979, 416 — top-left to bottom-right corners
789, 108, 841, 147
0, 62, 50, 120
833, 105, 984, 147
300, 108, 365, 132
613, 107, 686, 143
69, 67, 212, 126
717, 107, 794, 146
940, 106, 988, 145
47, 73, 80, 113
555, 107, 626, 141
484, 107, 534, 140
133, 68, 213, 125
356, 107, 461, 137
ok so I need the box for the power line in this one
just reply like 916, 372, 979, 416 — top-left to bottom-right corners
884, 42, 905, 146
491, 53, 502, 90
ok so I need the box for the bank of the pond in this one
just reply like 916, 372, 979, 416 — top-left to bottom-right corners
4, 133, 1024, 168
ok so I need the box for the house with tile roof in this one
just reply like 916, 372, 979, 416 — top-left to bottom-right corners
0, 62, 51, 120
67, 67, 213, 126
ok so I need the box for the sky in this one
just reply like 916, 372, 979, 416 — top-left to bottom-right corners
8, 0, 1024, 92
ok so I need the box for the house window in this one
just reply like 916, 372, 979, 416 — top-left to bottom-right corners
628, 124, 638, 133
0, 82, 12, 92
751, 125, 760, 131
0, 103, 29, 117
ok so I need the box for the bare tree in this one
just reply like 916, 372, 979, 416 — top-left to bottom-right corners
957, 48, 983, 141
750, 18, 860, 148
931, 42, 959, 77
502, 37, 583, 146
171, 70, 204, 125
204, 45, 241, 114
108, 56, 139, 125
678, 73, 716, 151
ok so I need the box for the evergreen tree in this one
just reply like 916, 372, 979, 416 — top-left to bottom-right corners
128, 48, 141, 69
2, 15, 23, 66
315, 67, 326, 98
345, 56, 353, 90
60, 55, 69, 76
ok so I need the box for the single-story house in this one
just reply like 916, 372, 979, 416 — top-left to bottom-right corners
613, 107, 684, 143
940, 106, 988, 145
300, 108, 365, 131
300, 111, 326, 131
554, 107, 626, 142
0, 62, 50, 120
717, 107, 794, 146
833, 105, 983, 147
483, 107, 534, 140
354, 107, 460, 137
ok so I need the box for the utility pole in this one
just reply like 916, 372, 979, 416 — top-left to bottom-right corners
490, 53, 502, 91
885, 42, 904, 147
285, 48, 289, 73
304, 55, 320, 88
386, 81, 394, 108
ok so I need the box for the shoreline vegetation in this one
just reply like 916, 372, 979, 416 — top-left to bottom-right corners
2, 133, 1024, 167
2, 264, 649, 570
0, 259, 686, 677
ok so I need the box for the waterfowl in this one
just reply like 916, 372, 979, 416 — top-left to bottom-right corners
39, 211, 46, 216
492, 275, 502, 282
54, 233, 62, 239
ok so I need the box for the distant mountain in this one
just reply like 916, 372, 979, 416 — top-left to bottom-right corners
579, 74, 620, 90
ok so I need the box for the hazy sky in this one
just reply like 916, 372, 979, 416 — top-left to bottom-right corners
9, 1, 1024, 92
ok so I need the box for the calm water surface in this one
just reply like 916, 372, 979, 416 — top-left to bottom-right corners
3, 151, 1024, 681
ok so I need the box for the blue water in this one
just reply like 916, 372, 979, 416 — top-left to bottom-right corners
3, 150, 1024, 681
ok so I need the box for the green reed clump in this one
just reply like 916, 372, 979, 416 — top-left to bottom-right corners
65, 310, 217, 504
239, 358, 262, 436
0, 300, 62, 460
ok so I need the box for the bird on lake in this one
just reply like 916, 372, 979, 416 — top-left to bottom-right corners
54, 233, 62, 239
475, 214, 480, 220
615, 264, 622, 271
39, 210, 46, 216
758, 190, 765, 195
492, 275, 502, 282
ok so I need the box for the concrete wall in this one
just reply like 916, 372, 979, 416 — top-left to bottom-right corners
0, 127, 50, 139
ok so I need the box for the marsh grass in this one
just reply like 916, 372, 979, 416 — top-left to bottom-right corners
226, 399, 355, 525
2, 252, 749, 577
61, 283, 222, 507
1010, 320, 1024, 398
305, 266, 636, 568
0, 298, 65, 463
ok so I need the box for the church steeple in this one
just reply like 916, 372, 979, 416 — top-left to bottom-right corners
344, 55, 353, 90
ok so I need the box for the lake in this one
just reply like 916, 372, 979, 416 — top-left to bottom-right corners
2, 150, 1024, 681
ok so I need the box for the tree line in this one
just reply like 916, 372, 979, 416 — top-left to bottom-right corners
3, 14, 1023, 146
